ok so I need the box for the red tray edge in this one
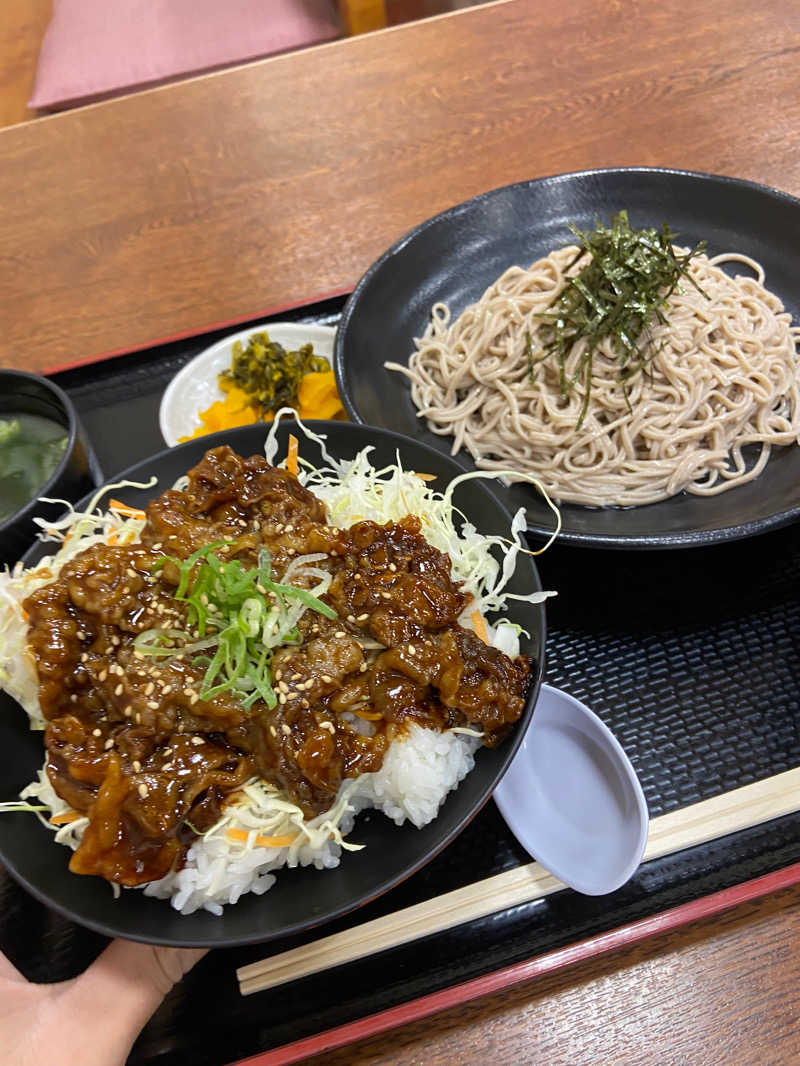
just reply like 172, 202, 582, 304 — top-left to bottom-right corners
43, 286, 353, 378
229, 860, 800, 1066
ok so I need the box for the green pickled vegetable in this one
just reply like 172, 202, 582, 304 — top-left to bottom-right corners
220, 331, 330, 415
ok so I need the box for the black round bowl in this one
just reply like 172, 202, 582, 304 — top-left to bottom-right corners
0, 370, 100, 567
0, 420, 546, 947
334, 167, 800, 549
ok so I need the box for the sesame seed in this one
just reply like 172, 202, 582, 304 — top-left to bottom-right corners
278, 693, 287, 705
303, 679, 314, 691
147, 700, 159, 710
286, 548, 295, 556
163, 762, 173, 772
162, 685, 172, 695
357, 613, 369, 622
335, 631, 346, 638
281, 723, 291, 736
269, 725, 277, 738
127, 568, 138, 579
389, 563, 397, 572
256, 584, 267, 595
359, 662, 368, 672
320, 721, 335, 734
111, 636, 121, 646
284, 524, 294, 533
346, 614, 356, 623
114, 683, 123, 696
135, 712, 141, 724
330, 549, 338, 557
152, 542, 163, 550
77, 630, 86, 640
191, 736, 204, 746
123, 705, 133, 717
290, 673, 301, 681
278, 681, 289, 694
81, 653, 89, 663
190, 693, 199, 706
381, 591, 391, 599
145, 682, 154, 696
98, 669, 107, 682
121, 586, 130, 595
408, 644, 416, 655
321, 674, 333, 684
104, 738, 114, 750
177, 722, 184, 733
274, 669, 282, 681
70, 694, 77, 703
138, 783, 148, 799
132, 760, 141, 772
301, 698, 310, 708
92, 728, 102, 737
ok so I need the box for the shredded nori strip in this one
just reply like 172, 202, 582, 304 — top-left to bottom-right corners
535, 211, 707, 427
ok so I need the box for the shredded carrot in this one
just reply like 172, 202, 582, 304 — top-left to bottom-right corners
470, 610, 489, 645
107, 529, 119, 545
414, 472, 437, 482
109, 499, 146, 520
286, 434, 299, 477
50, 811, 81, 825
20, 609, 29, 622
353, 709, 383, 721
226, 827, 297, 848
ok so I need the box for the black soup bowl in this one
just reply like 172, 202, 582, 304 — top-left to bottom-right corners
0, 369, 99, 567
0, 420, 546, 948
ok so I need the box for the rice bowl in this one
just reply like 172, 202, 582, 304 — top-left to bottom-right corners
0, 419, 549, 947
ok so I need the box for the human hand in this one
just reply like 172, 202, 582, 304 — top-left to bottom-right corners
0, 938, 206, 1066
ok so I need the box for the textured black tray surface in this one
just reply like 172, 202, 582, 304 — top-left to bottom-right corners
1, 303, 799, 1066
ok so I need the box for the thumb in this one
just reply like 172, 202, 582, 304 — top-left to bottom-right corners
79, 938, 208, 1003
64, 940, 207, 1066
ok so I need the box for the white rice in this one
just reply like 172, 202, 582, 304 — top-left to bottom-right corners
144, 724, 479, 915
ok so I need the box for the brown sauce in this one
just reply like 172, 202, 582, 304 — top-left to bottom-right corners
23, 446, 531, 886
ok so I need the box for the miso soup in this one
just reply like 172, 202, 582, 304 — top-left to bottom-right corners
0, 413, 68, 523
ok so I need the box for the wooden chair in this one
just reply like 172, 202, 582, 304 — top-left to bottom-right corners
337, 1, 388, 34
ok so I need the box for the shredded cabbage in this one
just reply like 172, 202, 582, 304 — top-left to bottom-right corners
266, 409, 558, 655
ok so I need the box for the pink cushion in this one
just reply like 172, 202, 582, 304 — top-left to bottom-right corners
30, 0, 340, 110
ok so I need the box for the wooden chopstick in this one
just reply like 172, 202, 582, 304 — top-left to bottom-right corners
237, 766, 800, 995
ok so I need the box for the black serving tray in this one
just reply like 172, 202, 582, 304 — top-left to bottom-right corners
1, 299, 799, 1066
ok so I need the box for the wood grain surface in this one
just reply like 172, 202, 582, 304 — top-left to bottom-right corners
0, 0, 50, 129
298, 882, 800, 1066
0, 0, 798, 372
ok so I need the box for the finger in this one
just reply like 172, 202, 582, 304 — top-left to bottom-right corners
79, 939, 207, 1006
65, 940, 208, 1066
147, 946, 208, 997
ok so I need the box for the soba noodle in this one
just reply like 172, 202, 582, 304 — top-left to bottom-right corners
386, 247, 800, 506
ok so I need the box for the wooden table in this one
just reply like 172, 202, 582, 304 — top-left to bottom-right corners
0, 0, 798, 374
1, 2, 800, 1063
